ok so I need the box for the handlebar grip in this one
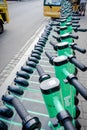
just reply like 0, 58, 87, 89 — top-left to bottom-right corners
45, 51, 53, 60
0, 120, 8, 130
69, 34, 79, 39
36, 65, 51, 82
54, 29, 60, 34
72, 20, 79, 24
50, 41, 57, 51
52, 35, 57, 39
67, 75, 87, 100
57, 110, 76, 130
52, 35, 61, 42
51, 23, 60, 26
72, 13, 80, 17
72, 24, 80, 28
71, 44, 86, 53
72, 17, 80, 20
36, 65, 45, 76
50, 41, 55, 47
73, 27, 78, 32
45, 51, 54, 65
2, 95, 29, 119
63, 119, 76, 130
68, 56, 87, 71
2, 95, 41, 130
12, 97, 29, 120
76, 28, 87, 32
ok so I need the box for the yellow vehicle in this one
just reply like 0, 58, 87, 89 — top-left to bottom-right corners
0, 0, 9, 34
43, 0, 61, 18
43, 0, 80, 18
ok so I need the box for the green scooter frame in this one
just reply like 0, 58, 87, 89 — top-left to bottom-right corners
55, 42, 77, 75
40, 77, 75, 130
53, 56, 76, 119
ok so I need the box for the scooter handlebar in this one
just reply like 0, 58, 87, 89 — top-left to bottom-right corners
2, 95, 29, 120
51, 23, 60, 26
50, 41, 57, 51
57, 110, 76, 130
2, 95, 41, 130
52, 35, 61, 42
71, 44, 86, 53
72, 20, 79, 24
12, 97, 29, 120
67, 75, 87, 100
68, 56, 87, 71
45, 51, 55, 65
72, 13, 80, 17
36, 65, 45, 76
63, 119, 76, 130
74, 28, 87, 32
45, 51, 53, 60
36, 65, 51, 82
69, 34, 79, 39
54, 29, 60, 34
72, 17, 80, 20
12, 97, 42, 130
72, 24, 80, 28
49, 41, 55, 47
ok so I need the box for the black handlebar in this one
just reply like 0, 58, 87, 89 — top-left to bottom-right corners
77, 28, 87, 32
63, 119, 76, 130
72, 24, 80, 28
68, 56, 87, 71
50, 23, 60, 26
45, 51, 54, 65
59, 33, 78, 40
57, 110, 76, 130
36, 65, 45, 76
72, 13, 80, 17
72, 20, 79, 24
50, 41, 58, 51
54, 29, 60, 34
0, 120, 8, 130
50, 41, 55, 47
74, 28, 87, 32
52, 35, 61, 42
45, 51, 52, 59
2, 95, 41, 130
69, 34, 79, 39
2, 95, 30, 119
67, 75, 87, 100
36, 65, 51, 82
12, 96, 29, 119
71, 44, 86, 53
72, 17, 80, 20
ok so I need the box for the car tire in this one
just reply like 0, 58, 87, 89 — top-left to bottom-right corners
0, 21, 4, 34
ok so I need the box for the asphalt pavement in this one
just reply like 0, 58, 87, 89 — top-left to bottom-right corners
0, 0, 46, 72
